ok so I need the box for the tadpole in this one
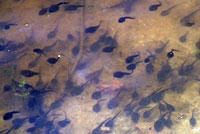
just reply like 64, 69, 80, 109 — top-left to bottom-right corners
107, 90, 121, 109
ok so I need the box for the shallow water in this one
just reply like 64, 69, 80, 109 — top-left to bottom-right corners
1, 0, 200, 134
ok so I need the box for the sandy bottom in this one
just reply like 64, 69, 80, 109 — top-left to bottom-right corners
1, 0, 200, 134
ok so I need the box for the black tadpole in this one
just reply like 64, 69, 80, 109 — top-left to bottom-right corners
93, 99, 106, 113
113, 71, 132, 78
126, 61, 141, 71
131, 111, 140, 123
164, 112, 173, 128
105, 112, 120, 128
64, 4, 84, 11
190, 110, 196, 127
91, 90, 104, 100
179, 31, 189, 43
48, 2, 68, 13
107, 90, 121, 109
47, 54, 62, 65
159, 103, 166, 112
123, 100, 136, 116
38, 8, 48, 15
58, 111, 71, 128
167, 49, 178, 58
160, 5, 177, 16
85, 21, 102, 34
33, 48, 46, 56
163, 100, 175, 112
92, 118, 111, 134
118, 17, 135, 23
145, 62, 154, 74
149, 1, 162, 11
20, 70, 39, 77
154, 112, 168, 132
143, 106, 156, 119
102, 46, 116, 53
125, 54, 139, 64
3, 85, 12, 92
151, 88, 170, 103
3, 111, 20, 120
